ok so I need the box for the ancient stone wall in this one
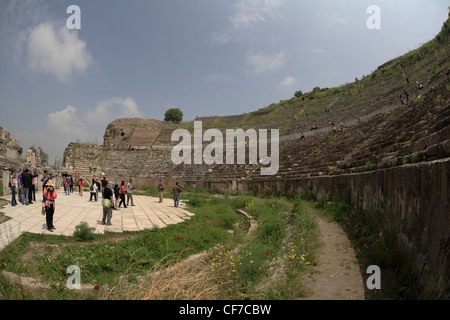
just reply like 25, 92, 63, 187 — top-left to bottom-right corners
0, 126, 24, 196
0, 126, 22, 163
103, 118, 163, 149
170, 158, 449, 299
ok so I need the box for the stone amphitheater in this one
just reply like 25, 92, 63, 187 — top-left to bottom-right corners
55, 15, 450, 298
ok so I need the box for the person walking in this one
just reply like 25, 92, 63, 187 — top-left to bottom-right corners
78, 178, 84, 196
89, 179, 98, 202
157, 180, 165, 203
172, 182, 183, 208
64, 177, 70, 196
118, 180, 127, 208
95, 178, 101, 202
43, 180, 57, 232
21, 169, 32, 206
101, 177, 107, 194
31, 171, 37, 203
126, 179, 135, 207
69, 176, 74, 194
41, 173, 49, 203
114, 183, 120, 210
17, 170, 23, 204
102, 181, 114, 226
10, 175, 18, 207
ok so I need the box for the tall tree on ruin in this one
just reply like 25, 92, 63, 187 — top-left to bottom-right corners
164, 108, 183, 123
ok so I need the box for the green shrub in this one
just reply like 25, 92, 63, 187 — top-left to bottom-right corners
313, 196, 327, 209
73, 222, 96, 242
186, 196, 204, 208
364, 161, 375, 171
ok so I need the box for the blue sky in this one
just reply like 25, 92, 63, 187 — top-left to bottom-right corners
0, 0, 448, 164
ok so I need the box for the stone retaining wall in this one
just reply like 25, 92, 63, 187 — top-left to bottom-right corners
139, 158, 449, 298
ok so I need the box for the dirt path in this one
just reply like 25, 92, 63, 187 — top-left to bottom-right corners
302, 215, 365, 300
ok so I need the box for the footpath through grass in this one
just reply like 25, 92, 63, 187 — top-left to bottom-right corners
0, 190, 321, 300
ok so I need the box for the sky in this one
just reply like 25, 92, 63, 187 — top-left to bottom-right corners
0, 0, 448, 164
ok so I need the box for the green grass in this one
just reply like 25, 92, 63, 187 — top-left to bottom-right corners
0, 190, 247, 299
201, 195, 321, 299
0, 191, 321, 300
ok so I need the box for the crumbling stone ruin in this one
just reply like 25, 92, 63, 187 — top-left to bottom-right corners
26, 147, 49, 167
0, 126, 23, 196
0, 126, 59, 196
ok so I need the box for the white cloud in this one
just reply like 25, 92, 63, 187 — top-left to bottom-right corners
279, 76, 297, 89
212, 0, 284, 44
86, 97, 142, 123
246, 51, 286, 75
15, 105, 91, 163
47, 105, 87, 138
230, 0, 284, 29
19, 22, 92, 82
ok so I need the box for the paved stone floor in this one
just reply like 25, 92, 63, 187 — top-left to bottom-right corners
0, 191, 193, 251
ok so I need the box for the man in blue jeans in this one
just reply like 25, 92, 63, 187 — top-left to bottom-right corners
18, 170, 23, 204
10, 175, 17, 206
21, 169, 32, 206
172, 182, 183, 207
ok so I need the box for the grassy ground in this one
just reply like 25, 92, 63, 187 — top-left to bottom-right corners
0, 190, 321, 300
0, 198, 9, 224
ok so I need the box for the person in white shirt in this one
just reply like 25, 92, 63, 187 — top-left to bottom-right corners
126, 179, 135, 206
89, 179, 98, 202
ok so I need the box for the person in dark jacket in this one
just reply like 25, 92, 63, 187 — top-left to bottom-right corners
41, 173, 49, 203
113, 183, 120, 210
102, 181, 114, 225
21, 169, 32, 205
101, 177, 107, 193
172, 182, 183, 208
28, 171, 38, 204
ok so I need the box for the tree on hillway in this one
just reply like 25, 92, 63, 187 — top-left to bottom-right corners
294, 90, 303, 98
164, 108, 183, 123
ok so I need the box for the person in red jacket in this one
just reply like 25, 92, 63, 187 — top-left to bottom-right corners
118, 180, 127, 208
43, 180, 58, 232
78, 179, 84, 196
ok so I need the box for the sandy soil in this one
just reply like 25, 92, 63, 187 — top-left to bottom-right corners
302, 216, 365, 300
